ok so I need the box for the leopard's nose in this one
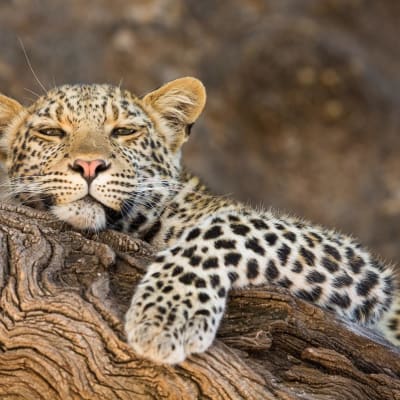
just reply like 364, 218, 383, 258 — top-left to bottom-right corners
70, 159, 109, 182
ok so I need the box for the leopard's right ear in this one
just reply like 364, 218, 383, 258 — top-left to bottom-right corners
0, 94, 23, 127
0, 94, 24, 162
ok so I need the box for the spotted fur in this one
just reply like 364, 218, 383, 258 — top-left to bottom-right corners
0, 77, 398, 364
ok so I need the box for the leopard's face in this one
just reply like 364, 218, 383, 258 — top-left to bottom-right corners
0, 78, 206, 230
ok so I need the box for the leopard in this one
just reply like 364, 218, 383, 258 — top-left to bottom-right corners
0, 77, 399, 364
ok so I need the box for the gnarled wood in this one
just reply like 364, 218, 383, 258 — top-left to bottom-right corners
0, 203, 399, 400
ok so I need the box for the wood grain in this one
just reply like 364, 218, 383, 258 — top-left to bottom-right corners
0, 203, 399, 400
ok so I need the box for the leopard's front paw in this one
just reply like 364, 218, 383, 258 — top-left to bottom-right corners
125, 318, 187, 364
124, 273, 227, 364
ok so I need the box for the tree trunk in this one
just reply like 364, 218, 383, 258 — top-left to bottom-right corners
0, 203, 399, 400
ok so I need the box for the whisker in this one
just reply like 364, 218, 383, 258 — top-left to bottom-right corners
23, 87, 41, 98
18, 37, 47, 94
21, 95, 38, 103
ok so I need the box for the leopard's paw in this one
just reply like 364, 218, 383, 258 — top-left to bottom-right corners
125, 318, 186, 364
124, 279, 226, 364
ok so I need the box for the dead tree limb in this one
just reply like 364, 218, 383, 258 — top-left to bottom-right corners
0, 203, 399, 400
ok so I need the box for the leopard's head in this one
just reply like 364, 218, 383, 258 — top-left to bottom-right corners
0, 77, 206, 231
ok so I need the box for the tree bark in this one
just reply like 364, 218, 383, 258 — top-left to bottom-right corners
0, 203, 399, 400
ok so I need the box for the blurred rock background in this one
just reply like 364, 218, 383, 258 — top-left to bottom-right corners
1, 0, 400, 261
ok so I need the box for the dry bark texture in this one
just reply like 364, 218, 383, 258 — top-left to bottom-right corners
1, 0, 400, 261
0, 203, 399, 400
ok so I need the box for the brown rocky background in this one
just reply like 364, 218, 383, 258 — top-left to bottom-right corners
1, 0, 400, 263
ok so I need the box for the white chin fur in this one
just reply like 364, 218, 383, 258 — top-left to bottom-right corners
51, 200, 106, 231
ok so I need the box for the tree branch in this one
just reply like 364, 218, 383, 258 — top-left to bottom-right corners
0, 203, 399, 399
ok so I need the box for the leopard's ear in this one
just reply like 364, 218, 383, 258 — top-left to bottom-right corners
0, 94, 23, 127
0, 94, 24, 163
143, 77, 206, 149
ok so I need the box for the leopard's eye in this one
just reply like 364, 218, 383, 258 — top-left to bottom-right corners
37, 128, 66, 138
111, 127, 140, 137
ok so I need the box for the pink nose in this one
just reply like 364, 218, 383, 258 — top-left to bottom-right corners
70, 159, 108, 181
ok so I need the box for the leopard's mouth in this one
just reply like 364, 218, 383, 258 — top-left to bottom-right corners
80, 194, 103, 207
50, 196, 113, 231
82, 194, 123, 223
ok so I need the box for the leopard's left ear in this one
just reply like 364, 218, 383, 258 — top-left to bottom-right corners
0, 94, 24, 163
143, 77, 206, 149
